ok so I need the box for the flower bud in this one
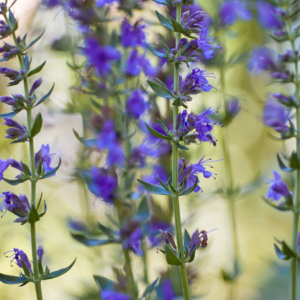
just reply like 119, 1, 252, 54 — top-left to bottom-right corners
160, 229, 177, 249
3, 118, 28, 141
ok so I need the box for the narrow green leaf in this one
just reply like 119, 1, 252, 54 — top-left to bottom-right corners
40, 158, 61, 179
179, 177, 199, 196
165, 244, 182, 266
147, 80, 174, 99
0, 273, 31, 285
170, 17, 184, 33
93, 275, 115, 291
142, 277, 159, 298
70, 233, 115, 246
184, 229, 191, 248
156, 175, 169, 191
43, 258, 76, 280
176, 143, 189, 151
277, 153, 294, 172
0, 110, 21, 119
27, 61, 46, 77
34, 83, 55, 107
261, 196, 293, 211
290, 151, 300, 169
30, 113, 43, 138
136, 196, 150, 221
21, 260, 30, 277
157, 118, 170, 135
282, 241, 297, 258
137, 179, 172, 195
39, 200, 47, 218
20, 161, 30, 176
26, 30, 45, 50
28, 204, 40, 223
274, 243, 290, 260
97, 222, 115, 239
145, 42, 167, 58
158, 40, 171, 53
73, 128, 84, 144
155, 11, 173, 30
2, 177, 29, 186
145, 123, 171, 140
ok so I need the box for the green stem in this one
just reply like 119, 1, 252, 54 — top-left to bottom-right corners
220, 67, 238, 300
142, 239, 149, 285
116, 203, 137, 299
287, 22, 300, 300
4, 13, 43, 300
171, 4, 190, 300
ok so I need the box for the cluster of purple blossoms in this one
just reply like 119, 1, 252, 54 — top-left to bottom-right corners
263, 100, 290, 133
120, 220, 143, 256
188, 228, 208, 255
176, 108, 221, 146
88, 166, 118, 204
101, 290, 130, 300
2, 118, 28, 142
126, 89, 149, 120
0, 192, 30, 223
219, 0, 252, 26
177, 157, 217, 193
121, 18, 146, 48
266, 171, 292, 201
5, 246, 44, 274
97, 120, 125, 167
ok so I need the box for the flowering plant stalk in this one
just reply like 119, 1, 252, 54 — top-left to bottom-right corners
0, 1, 75, 299
252, 1, 300, 299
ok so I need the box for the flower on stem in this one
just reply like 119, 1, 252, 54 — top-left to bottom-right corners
278, 50, 299, 63
226, 98, 240, 118
0, 42, 20, 60
145, 218, 172, 247
177, 108, 221, 146
120, 220, 143, 256
29, 78, 43, 96
248, 47, 279, 73
85, 37, 121, 77
37, 246, 44, 264
160, 229, 177, 249
3, 118, 28, 142
188, 228, 208, 255
0, 67, 21, 81
0, 20, 10, 39
196, 27, 220, 60
0, 159, 9, 180
121, 18, 146, 48
35, 144, 56, 174
269, 70, 292, 82
5, 248, 33, 274
263, 100, 290, 133
88, 166, 118, 204
265, 171, 291, 201
0, 94, 27, 111
160, 279, 176, 300
181, 10, 206, 34
256, 1, 284, 30
219, 0, 252, 26
126, 89, 149, 119
97, 120, 125, 167
0, 192, 30, 223
96, 0, 120, 7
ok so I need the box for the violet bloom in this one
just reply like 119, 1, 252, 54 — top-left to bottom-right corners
97, 120, 125, 167
227, 98, 240, 117
85, 37, 121, 77
297, 232, 300, 252
6, 248, 33, 274
0, 67, 20, 81
0, 192, 30, 223
129, 142, 160, 168
161, 280, 176, 300
35, 144, 56, 174
0, 42, 20, 61
120, 220, 143, 256
263, 100, 290, 133
29, 78, 43, 96
220, 0, 252, 26
181, 10, 206, 34
0, 159, 9, 180
0, 20, 10, 38
88, 166, 118, 204
196, 27, 220, 59
96, 0, 119, 7
248, 47, 278, 73
125, 50, 157, 77
43, 0, 62, 7
37, 246, 44, 264
121, 18, 146, 48
256, 1, 284, 30
272, 93, 292, 104
266, 171, 291, 201
126, 89, 149, 119
101, 290, 130, 300
3, 118, 28, 141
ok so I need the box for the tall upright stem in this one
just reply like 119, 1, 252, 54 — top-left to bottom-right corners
220, 67, 239, 300
4, 14, 43, 300
286, 18, 300, 300
171, 4, 190, 300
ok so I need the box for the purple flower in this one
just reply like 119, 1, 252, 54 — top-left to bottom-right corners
37, 246, 44, 264
96, 0, 119, 7
227, 98, 240, 117
266, 171, 291, 201
297, 232, 300, 252
101, 290, 130, 300
220, 0, 252, 26
271, 93, 293, 104
160, 230, 177, 249
124, 50, 157, 77
121, 18, 146, 48
7, 248, 33, 274
0, 42, 20, 61
188, 228, 208, 255
97, 120, 125, 167
29, 78, 43, 96
146, 219, 172, 247
120, 220, 143, 256
270, 70, 291, 81
0, 192, 30, 223
181, 10, 206, 34
3, 118, 28, 141
0, 159, 9, 180
35, 144, 56, 174
0, 20, 10, 38
126, 89, 149, 119
42, 0, 62, 7
263, 100, 290, 133
129, 142, 159, 168
0, 67, 20, 80
85, 37, 121, 77
256, 1, 284, 30
278, 50, 299, 63
161, 280, 176, 300
248, 47, 278, 73
196, 27, 220, 59
88, 166, 118, 204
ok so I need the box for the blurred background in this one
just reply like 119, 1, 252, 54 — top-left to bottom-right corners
0, 0, 298, 299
